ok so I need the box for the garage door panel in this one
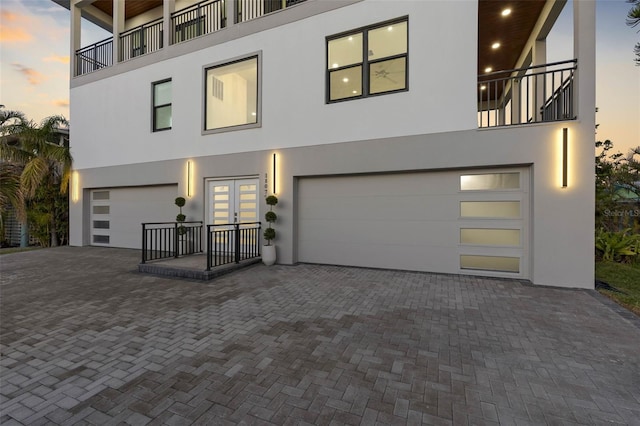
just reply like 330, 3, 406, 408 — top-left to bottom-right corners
299, 219, 458, 247
91, 185, 177, 249
299, 240, 458, 273
298, 168, 529, 278
299, 195, 460, 222
300, 173, 460, 197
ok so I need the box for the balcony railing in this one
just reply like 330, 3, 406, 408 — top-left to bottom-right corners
74, 0, 310, 76
172, 0, 226, 44
478, 59, 577, 128
141, 221, 203, 263
236, 0, 307, 23
75, 37, 113, 76
119, 18, 164, 62
206, 222, 261, 270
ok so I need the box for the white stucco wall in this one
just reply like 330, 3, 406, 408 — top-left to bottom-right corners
70, 0, 477, 170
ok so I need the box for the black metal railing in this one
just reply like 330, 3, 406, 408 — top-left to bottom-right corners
141, 221, 203, 263
207, 222, 261, 270
119, 18, 163, 62
478, 59, 577, 128
75, 37, 113, 76
236, 0, 307, 23
172, 0, 226, 44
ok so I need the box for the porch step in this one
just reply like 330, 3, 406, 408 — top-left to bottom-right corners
138, 256, 262, 280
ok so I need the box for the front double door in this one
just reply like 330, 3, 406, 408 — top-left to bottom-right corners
207, 178, 259, 253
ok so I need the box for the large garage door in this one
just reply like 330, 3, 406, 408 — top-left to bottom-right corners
297, 168, 529, 278
90, 185, 178, 249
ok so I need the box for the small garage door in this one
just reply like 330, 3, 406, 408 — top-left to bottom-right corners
90, 185, 178, 249
297, 168, 529, 278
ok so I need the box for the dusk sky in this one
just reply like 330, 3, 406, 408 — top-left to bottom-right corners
1, 0, 638, 154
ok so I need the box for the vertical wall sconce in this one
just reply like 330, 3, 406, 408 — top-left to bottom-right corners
562, 128, 568, 188
187, 160, 193, 197
71, 171, 79, 202
273, 153, 277, 194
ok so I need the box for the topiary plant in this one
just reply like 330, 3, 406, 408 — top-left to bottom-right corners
175, 197, 187, 235
264, 195, 278, 245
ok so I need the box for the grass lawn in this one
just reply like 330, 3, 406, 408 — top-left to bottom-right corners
0, 246, 42, 256
596, 261, 640, 316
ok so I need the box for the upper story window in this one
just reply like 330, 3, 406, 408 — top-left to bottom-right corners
327, 18, 408, 102
153, 79, 172, 131
204, 54, 260, 133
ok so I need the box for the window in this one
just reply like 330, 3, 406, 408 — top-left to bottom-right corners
327, 18, 408, 102
204, 55, 259, 132
153, 79, 172, 131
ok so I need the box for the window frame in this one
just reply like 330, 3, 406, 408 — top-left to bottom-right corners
326, 16, 409, 103
202, 52, 262, 135
152, 78, 172, 132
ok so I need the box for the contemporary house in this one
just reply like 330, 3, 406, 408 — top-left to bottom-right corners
54, 0, 595, 288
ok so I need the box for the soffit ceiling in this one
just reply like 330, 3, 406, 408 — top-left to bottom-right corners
92, 0, 162, 20
87, 0, 547, 77
478, 0, 547, 77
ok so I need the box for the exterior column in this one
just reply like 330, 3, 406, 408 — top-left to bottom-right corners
113, 0, 125, 62
70, 1, 81, 77
227, 0, 236, 26
532, 40, 547, 122
163, 0, 175, 48
574, 0, 596, 123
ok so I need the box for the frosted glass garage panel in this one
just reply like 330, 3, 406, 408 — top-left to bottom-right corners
460, 255, 519, 273
460, 173, 519, 190
460, 201, 520, 218
460, 229, 520, 246
93, 191, 110, 200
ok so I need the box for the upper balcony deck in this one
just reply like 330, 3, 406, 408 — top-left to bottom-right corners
74, 0, 307, 76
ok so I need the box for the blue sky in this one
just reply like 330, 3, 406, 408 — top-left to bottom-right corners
1, 0, 638, 153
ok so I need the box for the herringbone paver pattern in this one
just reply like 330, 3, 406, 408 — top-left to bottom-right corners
1, 247, 639, 425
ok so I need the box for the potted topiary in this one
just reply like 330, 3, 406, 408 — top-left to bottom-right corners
175, 197, 187, 236
262, 194, 278, 265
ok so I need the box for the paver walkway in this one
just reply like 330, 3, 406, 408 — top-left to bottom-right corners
1, 247, 639, 425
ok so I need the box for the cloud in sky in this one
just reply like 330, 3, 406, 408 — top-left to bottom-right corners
12, 64, 45, 85
43, 55, 70, 64
0, 10, 33, 43
53, 99, 70, 108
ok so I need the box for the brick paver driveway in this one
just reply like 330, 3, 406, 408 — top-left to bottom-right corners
1, 247, 639, 425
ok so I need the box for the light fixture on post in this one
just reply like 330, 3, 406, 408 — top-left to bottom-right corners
273, 153, 277, 194
562, 128, 568, 188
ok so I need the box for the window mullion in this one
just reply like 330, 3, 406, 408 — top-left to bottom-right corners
362, 29, 368, 96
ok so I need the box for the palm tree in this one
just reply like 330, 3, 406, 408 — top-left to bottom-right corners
0, 108, 27, 245
628, 0, 640, 65
0, 110, 72, 247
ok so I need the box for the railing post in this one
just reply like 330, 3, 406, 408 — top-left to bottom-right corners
142, 223, 146, 264
174, 222, 179, 258
234, 223, 240, 263
206, 225, 212, 271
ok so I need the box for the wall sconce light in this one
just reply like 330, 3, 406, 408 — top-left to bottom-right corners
273, 153, 277, 194
71, 171, 79, 202
562, 128, 568, 188
187, 160, 193, 197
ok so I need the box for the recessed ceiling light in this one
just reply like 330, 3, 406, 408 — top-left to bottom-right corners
342, 77, 349, 83
387, 26, 393, 31
251, 112, 256, 116
348, 36, 353, 41
332, 63, 339, 69
491, 42, 501, 49
501, 8, 511, 16
352, 90, 358, 94
480, 85, 487, 91
484, 67, 493, 73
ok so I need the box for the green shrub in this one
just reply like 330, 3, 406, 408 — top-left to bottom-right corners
263, 227, 276, 241
595, 228, 640, 263
265, 211, 277, 223
175, 197, 186, 208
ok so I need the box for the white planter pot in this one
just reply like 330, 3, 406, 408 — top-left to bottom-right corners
262, 244, 276, 266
